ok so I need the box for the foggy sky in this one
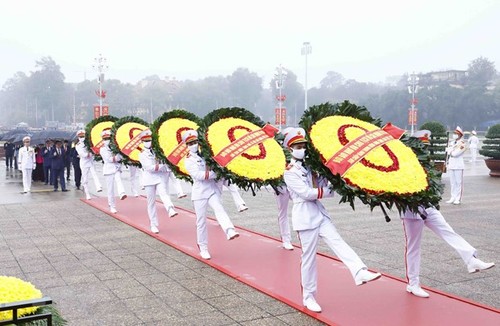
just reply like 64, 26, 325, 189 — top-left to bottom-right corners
1, 0, 499, 88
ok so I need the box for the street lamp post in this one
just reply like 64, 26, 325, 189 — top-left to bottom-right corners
274, 64, 287, 131
301, 42, 312, 112
92, 54, 108, 116
407, 72, 419, 135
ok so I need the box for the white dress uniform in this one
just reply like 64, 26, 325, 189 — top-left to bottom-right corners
401, 207, 476, 286
468, 132, 479, 163
169, 173, 187, 198
282, 127, 380, 312
139, 146, 177, 231
18, 138, 36, 192
221, 179, 248, 212
275, 185, 293, 248
100, 142, 126, 212
75, 136, 102, 200
129, 165, 140, 197
446, 127, 467, 204
401, 206, 494, 297
284, 158, 368, 303
182, 129, 238, 257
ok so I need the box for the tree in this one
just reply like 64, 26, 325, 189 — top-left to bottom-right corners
320, 71, 344, 89
467, 57, 496, 88
228, 68, 262, 110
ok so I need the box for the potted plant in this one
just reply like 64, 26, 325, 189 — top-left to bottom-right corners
479, 123, 500, 177
419, 121, 448, 172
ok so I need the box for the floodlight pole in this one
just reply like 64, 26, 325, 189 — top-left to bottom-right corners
301, 42, 312, 112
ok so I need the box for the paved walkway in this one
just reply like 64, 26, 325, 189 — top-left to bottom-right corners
0, 158, 499, 325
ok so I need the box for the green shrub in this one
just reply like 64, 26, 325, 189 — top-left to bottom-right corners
480, 123, 500, 159
419, 121, 448, 162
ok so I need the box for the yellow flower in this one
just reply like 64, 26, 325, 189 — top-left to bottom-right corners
157, 118, 199, 175
206, 117, 285, 181
0, 276, 43, 321
310, 116, 428, 194
114, 122, 148, 163
89, 121, 114, 150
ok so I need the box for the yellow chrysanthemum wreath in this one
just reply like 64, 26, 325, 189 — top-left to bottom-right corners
199, 107, 286, 191
0, 276, 42, 321
310, 115, 428, 194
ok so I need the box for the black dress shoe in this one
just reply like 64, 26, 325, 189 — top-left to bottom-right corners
62, 189, 69, 192
53, 189, 58, 192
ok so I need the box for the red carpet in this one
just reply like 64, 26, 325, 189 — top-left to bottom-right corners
83, 196, 500, 325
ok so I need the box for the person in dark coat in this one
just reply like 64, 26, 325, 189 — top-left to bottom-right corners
33, 144, 45, 182
4, 141, 15, 168
51, 140, 68, 192
70, 139, 82, 189
42, 139, 53, 185
63, 139, 71, 181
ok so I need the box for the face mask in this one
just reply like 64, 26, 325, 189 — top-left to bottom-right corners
103, 140, 110, 146
292, 148, 306, 160
188, 144, 198, 153
452, 134, 459, 140
143, 141, 152, 149
78, 137, 85, 142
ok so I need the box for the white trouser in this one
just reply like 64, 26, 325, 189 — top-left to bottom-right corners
275, 187, 291, 243
449, 169, 464, 201
129, 166, 140, 196
298, 217, 366, 302
145, 180, 175, 227
470, 147, 478, 162
105, 172, 125, 208
81, 165, 102, 197
402, 210, 476, 287
169, 174, 184, 195
22, 168, 33, 192
192, 193, 235, 250
224, 182, 246, 209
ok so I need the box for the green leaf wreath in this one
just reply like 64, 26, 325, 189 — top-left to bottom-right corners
110, 116, 150, 167
150, 109, 202, 183
84, 115, 118, 162
299, 101, 443, 216
198, 107, 284, 194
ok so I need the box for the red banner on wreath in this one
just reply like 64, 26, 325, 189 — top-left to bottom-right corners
324, 124, 404, 176
167, 143, 189, 165
121, 129, 149, 156
213, 124, 278, 167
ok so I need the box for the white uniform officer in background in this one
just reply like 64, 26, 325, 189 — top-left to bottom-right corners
100, 128, 127, 213
129, 165, 141, 197
468, 130, 480, 163
402, 130, 494, 298
75, 130, 102, 200
182, 129, 239, 260
283, 128, 381, 313
18, 136, 36, 193
139, 130, 178, 234
446, 126, 467, 205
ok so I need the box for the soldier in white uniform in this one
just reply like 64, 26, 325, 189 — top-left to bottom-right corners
170, 173, 187, 199
283, 128, 381, 313
18, 136, 36, 193
446, 126, 467, 204
182, 129, 239, 260
75, 130, 102, 200
401, 206, 495, 298
221, 179, 248, 212
99, 128, 127, 213
468, 130, 480, 163
138, 130, 178, 234
129, 165, 141, 197
275, 186, 293, 250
